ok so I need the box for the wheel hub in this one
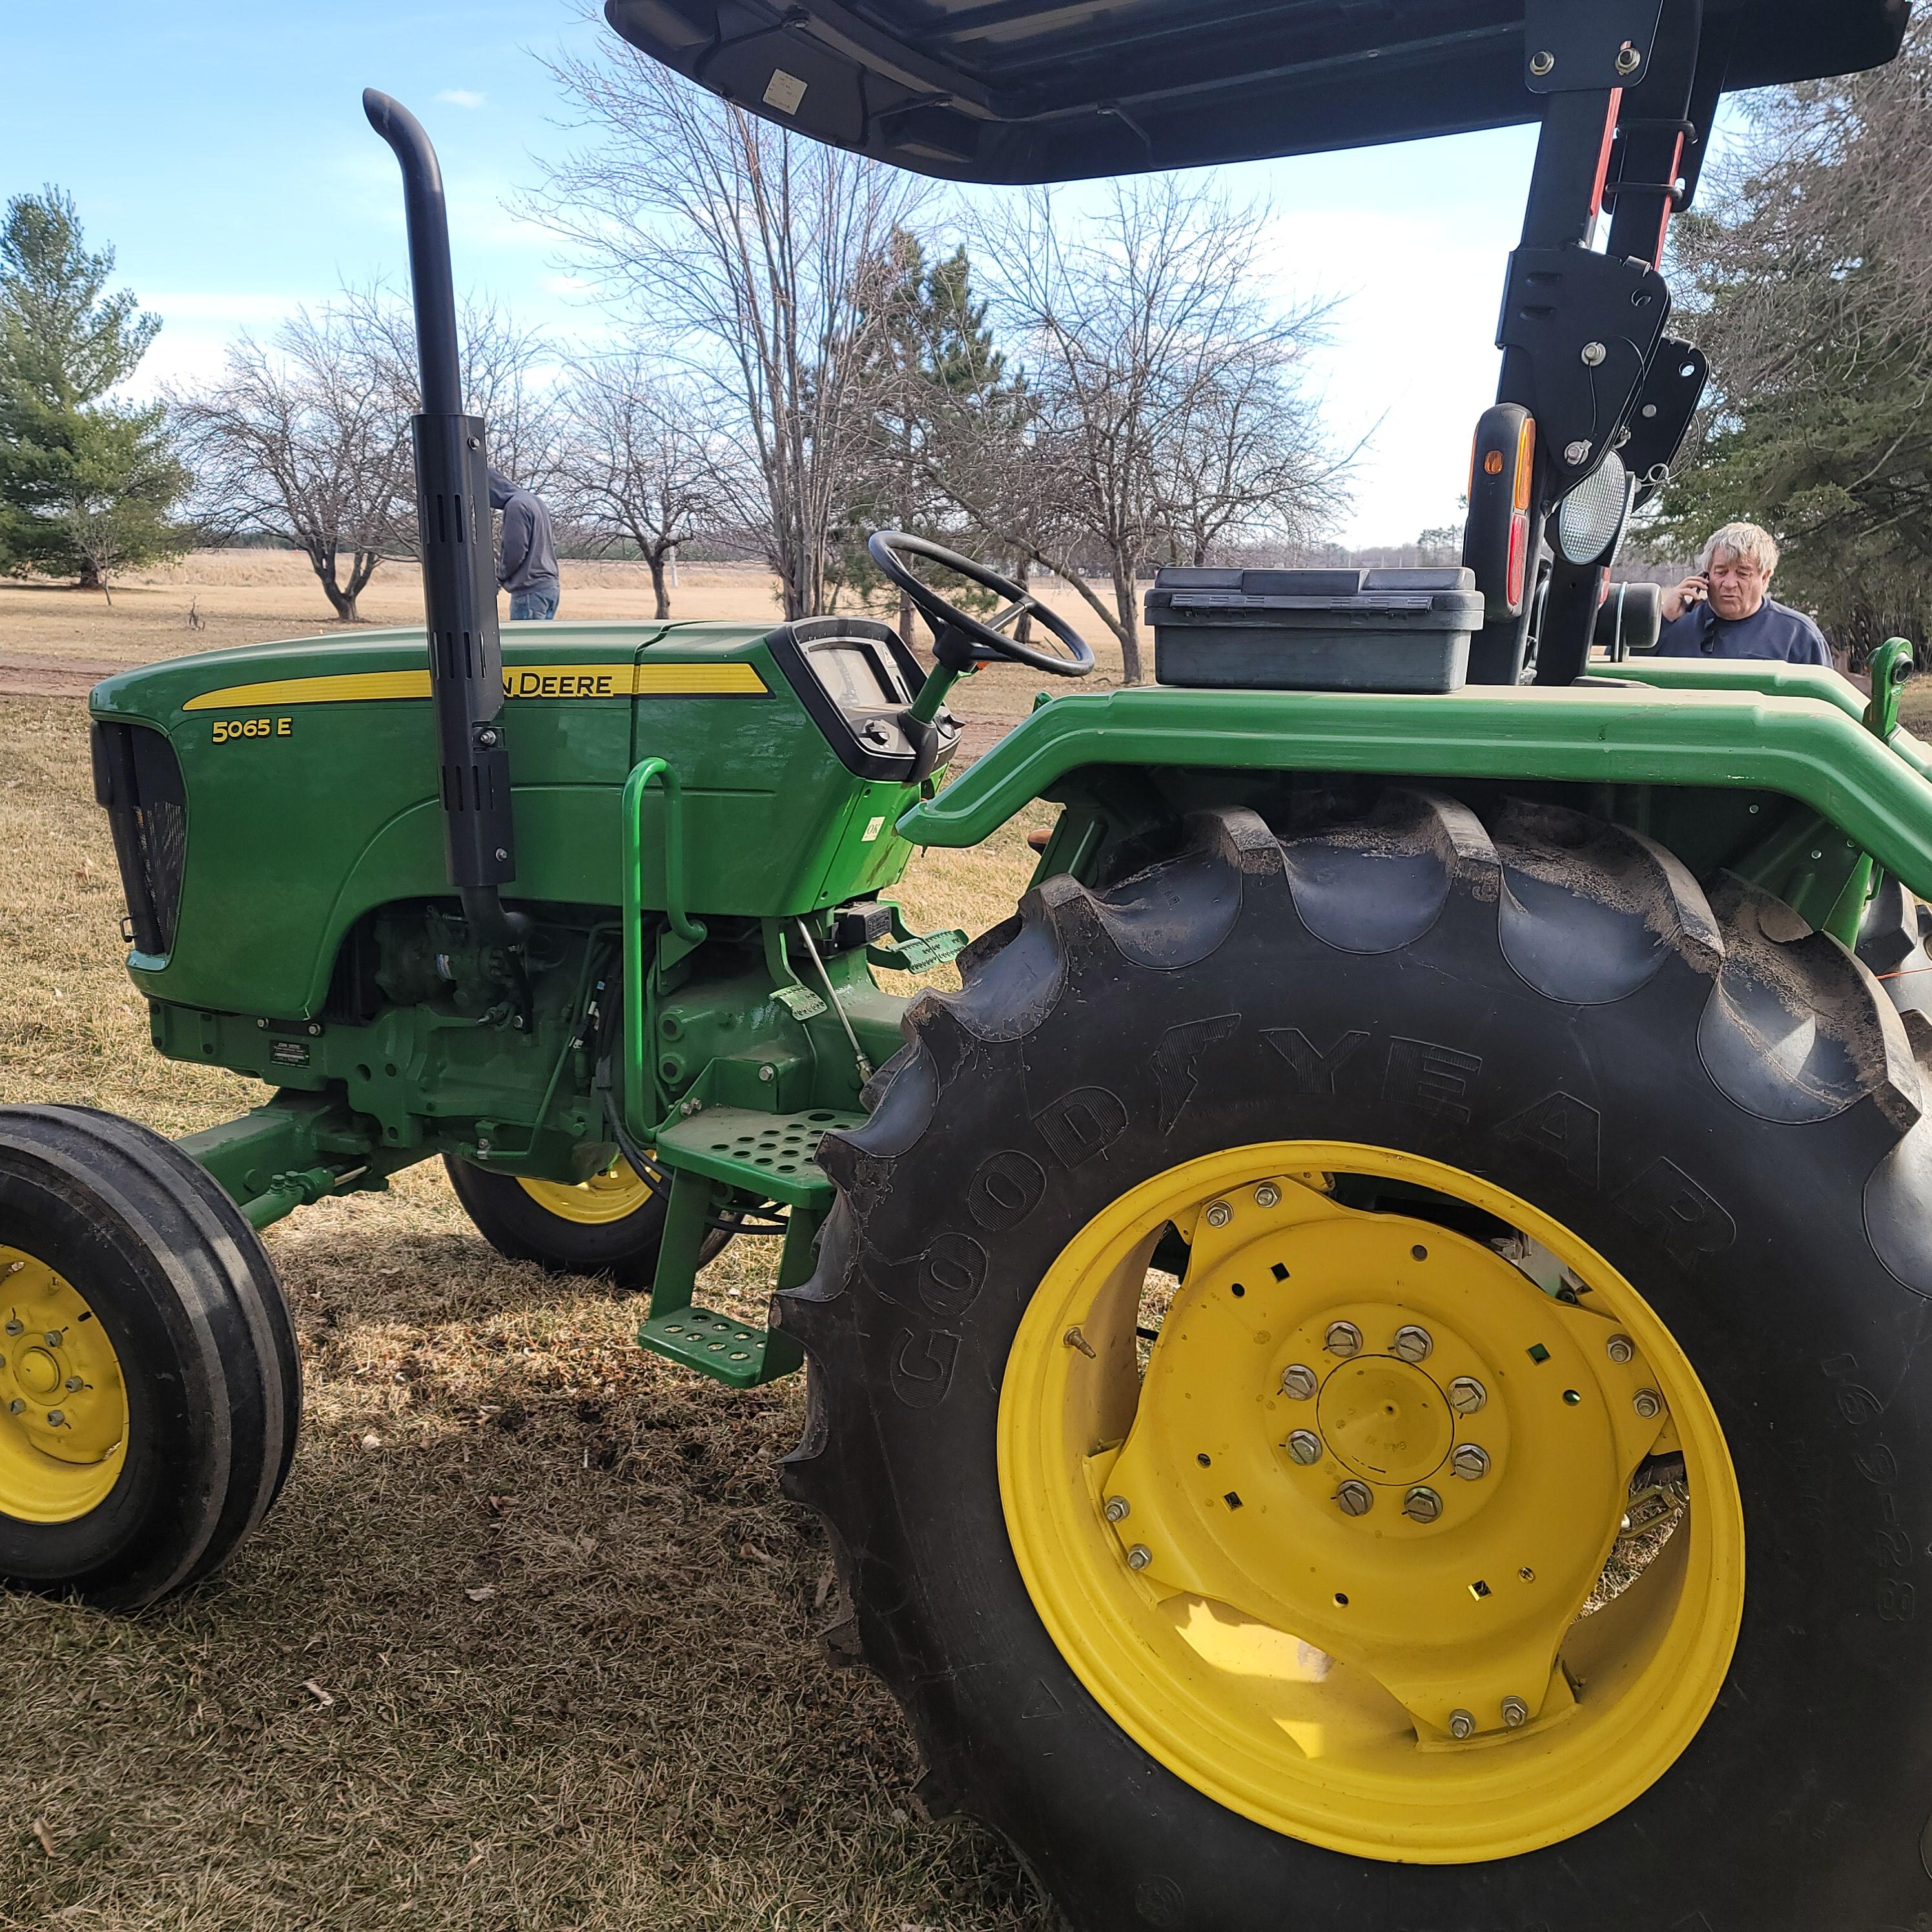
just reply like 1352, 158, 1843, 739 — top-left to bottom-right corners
1002, 1142, 1744, 1862
1103, 1184, 1669, 1739
0, 1246, 128, 1520
516, 1155, 653, 1225
1316, 1355, 1452, 1486
14, 1346, 60, 1401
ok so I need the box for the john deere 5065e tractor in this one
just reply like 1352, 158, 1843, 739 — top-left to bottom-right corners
4, 1, 1930, 1924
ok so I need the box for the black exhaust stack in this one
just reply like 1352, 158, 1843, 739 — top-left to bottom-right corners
362, 88, 522, 947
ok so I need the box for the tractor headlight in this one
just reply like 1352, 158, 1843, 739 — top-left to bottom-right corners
1556, 451, 1634, 567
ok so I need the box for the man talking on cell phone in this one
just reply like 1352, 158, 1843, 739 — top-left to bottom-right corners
1656, 522, 1831, 664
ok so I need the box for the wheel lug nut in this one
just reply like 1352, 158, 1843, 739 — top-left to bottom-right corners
1280, 1363, 1317, 1401
43, 1332, 61, 1348
1286, 1430, 1323, 1466
1606, 1333, 1635, 1364
1448, 1709, 1476, 1740
3, 1320, 20, 1337
1335, 1479, 1373, 1516
46, 1410, 65, 1426
1253, 1183, 1280, 1208
1126, 1544, 1153, 1570
1448, 1376, 1486, 1415
1391, 1324, 1433, 1364
1324, 1321, 1362, 1359
6, 1399, 22, 1415
1633, 1388, 1662, 1419
1403, 1485, 1442, 1523
1501, 1696, 1530, 1728
1450, 1444, 1491, 1481
1104, 1495, 1131, 1523
63, 1377, 82, 1393
1204, 1200, 1232, 1228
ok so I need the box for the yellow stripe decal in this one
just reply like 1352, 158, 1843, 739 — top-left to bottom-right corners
183, 670, 431, 710
183, 661, 767, 712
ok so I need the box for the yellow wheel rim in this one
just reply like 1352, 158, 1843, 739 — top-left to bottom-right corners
998, 1142, 1744, 1865
0, 1243, 129, 1524
516, 1156, 654, 1226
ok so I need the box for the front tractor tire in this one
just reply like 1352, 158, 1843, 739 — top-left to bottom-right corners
0, 1105, 300, 1609
779, 790, 1932, 1932
444, 1152, 730, 1290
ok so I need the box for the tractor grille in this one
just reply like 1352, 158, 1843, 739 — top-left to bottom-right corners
91, 721, 187, 956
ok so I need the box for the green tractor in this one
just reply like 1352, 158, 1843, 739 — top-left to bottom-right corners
3, 0, 1929, 1922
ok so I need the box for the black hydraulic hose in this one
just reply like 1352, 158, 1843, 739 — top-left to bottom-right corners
360, 90, 462, 418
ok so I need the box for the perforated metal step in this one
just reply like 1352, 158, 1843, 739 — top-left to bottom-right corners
652, 1105, 859, 1208
637, 1303, 801, 1389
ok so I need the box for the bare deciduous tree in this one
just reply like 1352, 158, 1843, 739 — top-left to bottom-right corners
563, 354, 724, 617
174, 302, 411, 621
938, 179, 1347, 681
527, 17, 931, 619
351, 287, 567, 495
1157, 340, 1351, 568
174, 285, 559, 621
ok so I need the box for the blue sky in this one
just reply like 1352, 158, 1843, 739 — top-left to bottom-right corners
5, 3, 1693, 546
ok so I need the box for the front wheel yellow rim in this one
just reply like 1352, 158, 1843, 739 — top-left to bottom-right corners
0, 1243, 129, 1524
998, 1142, 1744, 1865
516, 1156, 655, 1226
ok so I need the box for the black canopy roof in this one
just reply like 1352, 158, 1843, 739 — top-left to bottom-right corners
604, 0, 1908, 182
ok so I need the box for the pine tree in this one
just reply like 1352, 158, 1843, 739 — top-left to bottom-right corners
827, 233, 1011, 628
0, 189, 187, 593
1650, 15, 1932, 661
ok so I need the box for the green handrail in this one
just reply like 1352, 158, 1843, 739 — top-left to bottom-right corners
624, 755, 704, 945
622, 756, 704, 1144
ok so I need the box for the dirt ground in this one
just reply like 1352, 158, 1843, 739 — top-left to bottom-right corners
0, 649, 1060, 1929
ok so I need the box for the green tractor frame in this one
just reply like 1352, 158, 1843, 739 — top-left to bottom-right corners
5, 1, 1931, 1924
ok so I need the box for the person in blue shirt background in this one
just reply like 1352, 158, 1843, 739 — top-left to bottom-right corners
488, 468, 562, 622
1656, 522, 1832, 663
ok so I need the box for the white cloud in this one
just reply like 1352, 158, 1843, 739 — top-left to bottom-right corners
436, 89, 488, 109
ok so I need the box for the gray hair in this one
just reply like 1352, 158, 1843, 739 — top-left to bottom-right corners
1698, 521, 1780, 576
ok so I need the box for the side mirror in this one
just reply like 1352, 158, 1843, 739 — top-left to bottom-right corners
1594, 582, 1663, 661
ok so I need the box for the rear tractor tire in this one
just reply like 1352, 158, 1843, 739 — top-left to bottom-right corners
0, 1105, 300, 1609
445, 1151, 731, 1290
780, 788, 1932, 1932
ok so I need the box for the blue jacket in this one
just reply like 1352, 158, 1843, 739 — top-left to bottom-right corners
1655, 596, 1831, 664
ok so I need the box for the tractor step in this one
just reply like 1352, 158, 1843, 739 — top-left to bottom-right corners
652, 1105, 860, 1208
637, 1302, 802, 1388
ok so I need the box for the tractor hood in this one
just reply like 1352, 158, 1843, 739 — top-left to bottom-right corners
604, 0, 1909, 182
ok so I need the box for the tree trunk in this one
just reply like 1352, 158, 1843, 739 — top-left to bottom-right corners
647, 549, 672, 620
1111, 556, 1145, 683
309, 548, 358, 624
77, 559, 101, 591
1014, 557, 1034, 647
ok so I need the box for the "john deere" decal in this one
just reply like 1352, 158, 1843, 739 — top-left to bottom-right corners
182, 661, 768, 712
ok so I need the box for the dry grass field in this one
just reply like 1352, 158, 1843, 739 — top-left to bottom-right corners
0, 552, 1135, 757
0, 554, 1066, 1932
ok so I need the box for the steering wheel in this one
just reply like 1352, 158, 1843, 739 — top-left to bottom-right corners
867, 531, 1094, 678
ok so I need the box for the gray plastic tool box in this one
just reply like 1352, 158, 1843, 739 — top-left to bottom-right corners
1146, 566, 1484, 694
